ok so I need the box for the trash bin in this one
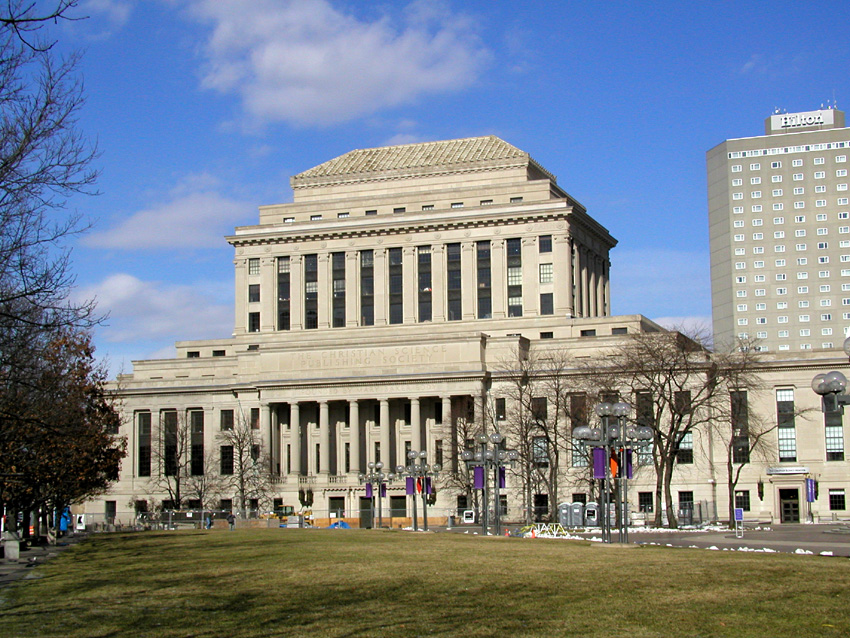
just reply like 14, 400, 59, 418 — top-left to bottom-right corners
570, 502, 585, 527
462, 509, 476, 524
557, 503, 571, 527
584, 502, 599, 527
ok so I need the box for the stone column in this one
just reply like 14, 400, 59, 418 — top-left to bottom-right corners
346, 251, 358, 327
319, 401, 329, 474
289, 402, 301, 475
554, 234, 573, 317
411, 398, 422, 453
349, 400, 360, 474
603, 259, 611, 316
403, 245, 416, 323
579, 247, 589, 317
442, 396, 454, 472
431, 244, 445, 322
290, 255, 304, 330
318, 253, 331, 329
234, 258, 247, 334
260, 403, 273, 473
260, 257, 276, 331
522, 236, 539, 316
491, 239, 506, 319
474, 394, 484, 431
461, 242, 476, 320
374, 248, 387, 326
379, 399, 390, 467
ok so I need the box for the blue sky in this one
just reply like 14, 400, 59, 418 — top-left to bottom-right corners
47, 0, 850, 376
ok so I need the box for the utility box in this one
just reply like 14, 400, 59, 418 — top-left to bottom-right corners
571, 502, 586, 527
557, 503, 571, 527
584, 502, 599, 527
2, 531, 21, 562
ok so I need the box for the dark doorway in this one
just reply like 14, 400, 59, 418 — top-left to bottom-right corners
779, 488, 800, 523
359, 496, 372, 529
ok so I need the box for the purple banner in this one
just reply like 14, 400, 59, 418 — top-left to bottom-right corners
473, 465, 485, 490
406, 477, 414, 495
365, 482, 373, 498
380, 483, 387, 498
592, 447, 606, 479
499, 466, 506, 489
626, 449, 633, 479
426, 477, 432, 495
806, 478, 816, 503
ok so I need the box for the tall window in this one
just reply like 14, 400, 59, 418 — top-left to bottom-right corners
277, 257, 290, 330
532, 436, 548, 466
539, 235, 552, 253
540, 293, 554, 315
570, 393, 589, 467
248, 312, 260, 333
220, 445, 234, 475
446, 243, 462, 321
635, 391, 654, 465
418, 246, 432, 322
137, 412, 151, 477
190, 410, 204, 476
776, 389, 797, 462
388, 247, 403, 324
360, 250, 374, 326
332, 252, 346, 328
220, 409, 234, 430
507, 238, 522, 317
162, 410, 178, 476
304, 253, 318, 329
824, 395, 845, 461
675, 431, 693, 464
248, 284, 260, 303
731, 390, 750, 464
638, 492, 653, 513
735, 490, 751, 511
476, 241, 491, 319
250, 407, 260, 430
248, 258, 260, 275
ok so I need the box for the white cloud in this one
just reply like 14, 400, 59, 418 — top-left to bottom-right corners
185, 0, 489, 126
76, 273, 232, 344
84, 177, 251, 249
79, 0, 133, 36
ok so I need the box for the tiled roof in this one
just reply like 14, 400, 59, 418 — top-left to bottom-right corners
293, 135, 550, 181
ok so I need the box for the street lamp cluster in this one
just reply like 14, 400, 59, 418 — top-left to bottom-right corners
573, 402, 652, 543
461, 432, 518, 536
359, 461, 392, 529
395, 450, 440, 531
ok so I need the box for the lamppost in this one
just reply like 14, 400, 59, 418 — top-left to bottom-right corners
461, 432, 519, 536
573, 402, 652, 544
396, 450, 440, 531
359, 461, 393, 529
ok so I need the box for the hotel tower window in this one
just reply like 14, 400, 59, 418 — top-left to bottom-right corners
476, 241, 492, 319
418, 246, 432, 322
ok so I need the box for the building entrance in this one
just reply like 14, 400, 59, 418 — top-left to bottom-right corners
779, 488, 800, 523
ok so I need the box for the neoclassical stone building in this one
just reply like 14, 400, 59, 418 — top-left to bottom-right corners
95, 136, 850, 527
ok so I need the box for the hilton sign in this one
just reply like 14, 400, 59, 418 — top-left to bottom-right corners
769, 109, 834, 132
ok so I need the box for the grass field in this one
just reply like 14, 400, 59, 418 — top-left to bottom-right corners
1, 529, 849, 637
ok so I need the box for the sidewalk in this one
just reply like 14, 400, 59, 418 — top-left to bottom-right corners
0, 533, 87, 591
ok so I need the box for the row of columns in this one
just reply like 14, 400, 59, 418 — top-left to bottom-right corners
283, 396, 461, 477
236, 235, 611, 334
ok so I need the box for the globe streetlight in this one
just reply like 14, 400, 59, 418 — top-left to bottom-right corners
358, 461, 393, 529
572, 401, 652, 543
460, 432, 518, 536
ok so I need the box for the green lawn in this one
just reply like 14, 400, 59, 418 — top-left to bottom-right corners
1, 529, 848, 637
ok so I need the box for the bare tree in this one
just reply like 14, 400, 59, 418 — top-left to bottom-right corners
589, 330, 763, 529
217, 410, 275, 517
146, 411, 192, 510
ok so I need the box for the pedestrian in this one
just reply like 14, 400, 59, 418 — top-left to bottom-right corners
205, 513, 212, 529
227, 512, 235, 531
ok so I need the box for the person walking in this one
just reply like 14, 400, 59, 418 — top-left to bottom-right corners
226, 512, 235, 531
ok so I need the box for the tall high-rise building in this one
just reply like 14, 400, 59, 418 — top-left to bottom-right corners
708, 108, 850, 352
